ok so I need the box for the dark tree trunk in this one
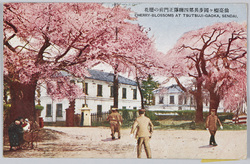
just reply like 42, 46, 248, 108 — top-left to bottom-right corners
113, 69, 119, 108
136, 77, 144, 109
175, 76, 203, 123
209, 88, 220, 114
8, 81, 37, 126
195, 82, 203, 123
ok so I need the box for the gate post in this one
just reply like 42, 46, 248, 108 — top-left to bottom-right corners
80, 105, 92, 126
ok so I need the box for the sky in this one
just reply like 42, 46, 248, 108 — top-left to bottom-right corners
128, 3, 247, 53
94, 3, 247, 84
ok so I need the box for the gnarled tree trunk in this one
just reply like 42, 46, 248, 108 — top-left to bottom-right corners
8, 81, 37, 126
194, 81, 203, 123
208, 88, 220, 114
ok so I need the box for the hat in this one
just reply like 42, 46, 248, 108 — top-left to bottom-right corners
112, 108, 118, 111
211, 109, 216, 112
139, 109, 146, 112
25, 118, 29, 122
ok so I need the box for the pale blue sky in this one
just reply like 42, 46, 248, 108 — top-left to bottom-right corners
128, 3, 247, 53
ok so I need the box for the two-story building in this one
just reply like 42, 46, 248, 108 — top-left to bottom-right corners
39, 69, 141, 123
148, 84, 224, 112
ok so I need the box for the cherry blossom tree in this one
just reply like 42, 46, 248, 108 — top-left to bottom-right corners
3, 3, 146, 124
164, 22, 247, 123
99, 19, 161, 109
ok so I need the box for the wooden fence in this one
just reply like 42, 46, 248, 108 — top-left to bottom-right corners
91, 110, 139, 124
91, 111, 109, 123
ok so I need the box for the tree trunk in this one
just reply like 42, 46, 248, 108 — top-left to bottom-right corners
175, 76, 203, 123
195, 82, 203, 123
209, 88, 220, 114
8, 81, 37, 126
136, 77, 144, 109
113, 70, 119, 108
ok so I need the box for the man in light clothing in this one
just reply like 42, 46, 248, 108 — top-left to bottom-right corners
130, 109, 153, 159
107, 108, 123, 140
206, 108, 223, 146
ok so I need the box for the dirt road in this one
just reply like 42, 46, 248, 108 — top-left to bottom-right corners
3, 126, 247, 159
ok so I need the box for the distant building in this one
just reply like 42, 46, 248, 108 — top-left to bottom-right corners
147, 84, 224, 112
39, 70, 141, 123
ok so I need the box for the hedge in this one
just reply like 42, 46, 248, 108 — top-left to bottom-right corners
152, 110, 234, 121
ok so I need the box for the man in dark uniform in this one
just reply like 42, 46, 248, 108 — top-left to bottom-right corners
130, 109, 153, 159
206, 108, 223, 146
107, 108, 123, 140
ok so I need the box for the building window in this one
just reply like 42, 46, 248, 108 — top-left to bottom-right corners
133, 88, 137, 100
46, 104, 52, 117
122, 106, 126, 110
56, 104, 63, 117
178, 95, 183, 105
83, 82, 88, 95
110, 86, 114, 97
97, 105, 102, 117
133, 107, 137, 110
170, 96, 175, 104
159, 96, 164, 104
122, 88, 127, 99
97, 84, 102, 97
184, 96, 187, 105
190, 97, 193, 105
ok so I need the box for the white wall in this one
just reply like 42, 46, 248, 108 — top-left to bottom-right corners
150, 92, 224, 112
39, 78, 141, 122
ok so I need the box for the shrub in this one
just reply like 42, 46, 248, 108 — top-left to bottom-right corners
4, 104, 11, 110
145, 110, 158, 121
35, 105, 44, 110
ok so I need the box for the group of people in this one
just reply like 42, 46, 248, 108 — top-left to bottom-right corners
107, 107, 223, 159
8, 117, 31, 151
107, 108, 153, 158
7, 108, 222, 157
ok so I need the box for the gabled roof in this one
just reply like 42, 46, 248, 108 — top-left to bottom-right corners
87, 69, 137, 86
153, 84, 184, 94
167, 84, 183, 93
58, 69, 137, 86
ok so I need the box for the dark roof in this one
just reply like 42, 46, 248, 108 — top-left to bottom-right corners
87, 70, 137, 86
167, 84, 184, 93
59, 69, 137, 86
153, 84, 184, 94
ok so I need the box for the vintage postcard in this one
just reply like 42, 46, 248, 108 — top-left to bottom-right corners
2, 1, 248, 161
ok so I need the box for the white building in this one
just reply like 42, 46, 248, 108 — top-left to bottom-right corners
148, 84, 224, 112
39, 69, 141, 123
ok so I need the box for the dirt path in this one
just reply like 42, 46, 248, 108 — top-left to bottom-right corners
3, 126, 247, 159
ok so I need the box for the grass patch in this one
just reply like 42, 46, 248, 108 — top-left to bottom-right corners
91, 119, 246, 130
222, 123, 247, 130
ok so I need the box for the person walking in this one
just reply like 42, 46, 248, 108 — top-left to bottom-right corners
107, 108, 123, 140
206, 108, 223, 146
130, 109, 153, 159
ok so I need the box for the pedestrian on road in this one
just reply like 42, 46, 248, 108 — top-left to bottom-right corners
130, 109, 153, 159
206, 108, 223, 146
107, 108, 123, 140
